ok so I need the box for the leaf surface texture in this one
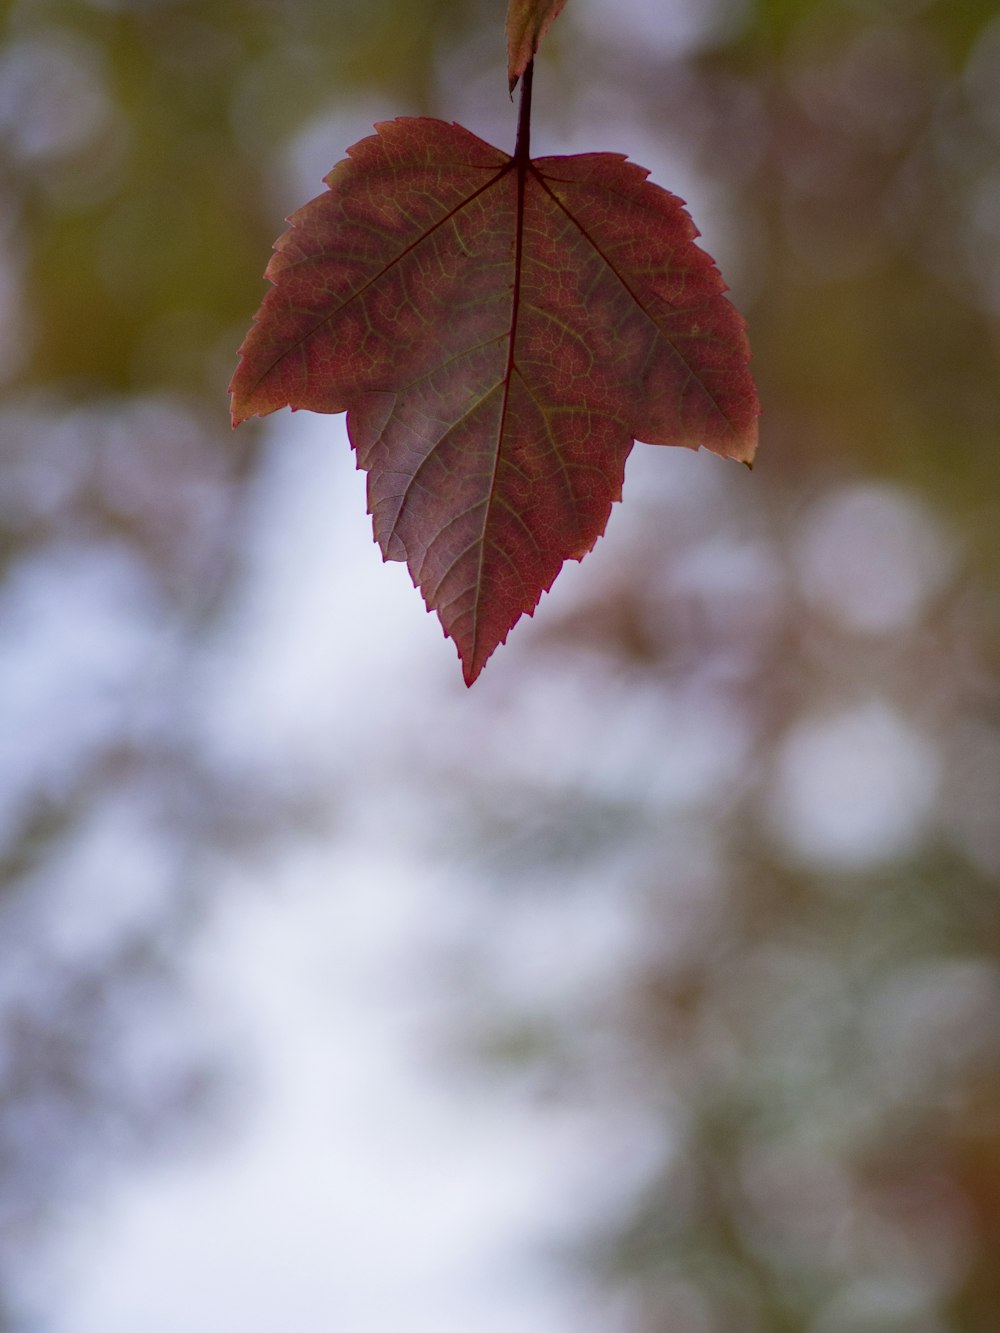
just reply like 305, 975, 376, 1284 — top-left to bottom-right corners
231, 119, 758, 682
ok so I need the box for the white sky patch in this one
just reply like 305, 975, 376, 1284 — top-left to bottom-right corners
795, 482, 957, 635
767, 702, 939, 870
570, 0, 742, 61
454, 666, 752, 813
0, 542, 172, 843
21, 404, 666, 1333
33, 844, 637, 1333
0, 30, 115, 163
200, 410, 445, 777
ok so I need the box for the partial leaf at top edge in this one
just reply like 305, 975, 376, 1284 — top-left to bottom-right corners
506, 0, 569, 91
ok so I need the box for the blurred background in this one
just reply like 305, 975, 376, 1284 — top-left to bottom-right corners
1, 0, 999, 1329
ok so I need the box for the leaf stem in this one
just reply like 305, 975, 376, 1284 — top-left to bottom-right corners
514, 59, 533, 166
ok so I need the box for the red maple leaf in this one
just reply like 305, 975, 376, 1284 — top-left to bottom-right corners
230, 67, 758, 683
